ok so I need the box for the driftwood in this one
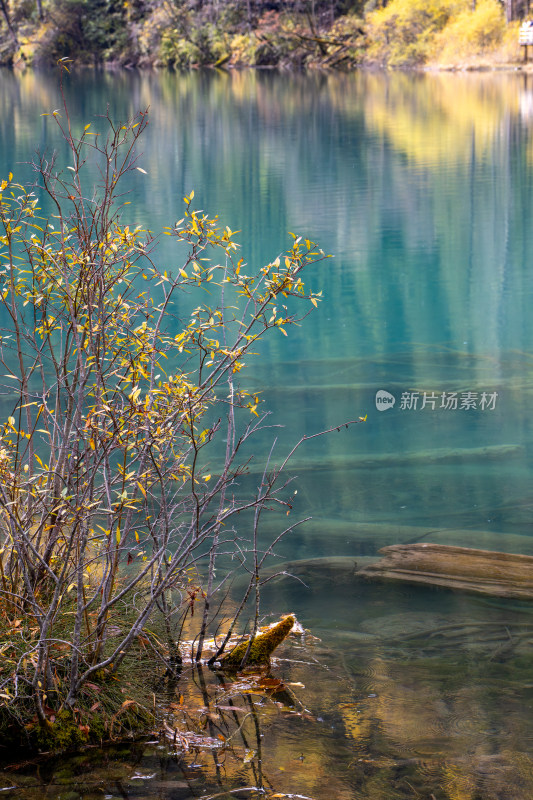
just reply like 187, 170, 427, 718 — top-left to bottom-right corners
359, 543, 533, 599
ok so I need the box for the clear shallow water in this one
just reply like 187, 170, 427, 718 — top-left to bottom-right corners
2, 68, 533, 798
4, 583, 533, 800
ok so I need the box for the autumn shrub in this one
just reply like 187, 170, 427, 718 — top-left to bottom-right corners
158, 32, 201, 66
152, 15, 229, 66
365, 0, 468, 66
137, 4, 173, 65
0, 68, 351, 749
229, 32, 258, 64
499, 19, 522, 63
432, 0, 506, 64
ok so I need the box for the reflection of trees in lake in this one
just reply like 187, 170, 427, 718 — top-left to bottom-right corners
3, 68, 533, 365
3, 67, 532, 555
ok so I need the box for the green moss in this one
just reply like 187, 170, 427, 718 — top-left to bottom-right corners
89, 712, 107, 740
33, 710, 90, 752
220, 615, 295, 670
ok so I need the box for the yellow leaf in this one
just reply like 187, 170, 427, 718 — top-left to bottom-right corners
128, 386, 141, 403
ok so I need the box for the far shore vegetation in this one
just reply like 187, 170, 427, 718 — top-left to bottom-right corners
0, 0, 532, 70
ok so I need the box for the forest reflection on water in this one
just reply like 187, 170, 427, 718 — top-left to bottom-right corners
2, 68, 533, 798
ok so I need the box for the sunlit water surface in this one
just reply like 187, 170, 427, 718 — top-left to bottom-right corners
2, 68, 533, 798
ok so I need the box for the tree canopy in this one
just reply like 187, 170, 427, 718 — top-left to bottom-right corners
0, 0, 525, 68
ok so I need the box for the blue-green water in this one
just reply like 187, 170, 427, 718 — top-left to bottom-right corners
3, 68, 533, 798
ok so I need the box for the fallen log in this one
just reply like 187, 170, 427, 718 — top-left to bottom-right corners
218, 615, 295, 670
359, 543, 533, 599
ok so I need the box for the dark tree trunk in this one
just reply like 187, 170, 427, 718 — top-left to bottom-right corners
0, 0, 18, 44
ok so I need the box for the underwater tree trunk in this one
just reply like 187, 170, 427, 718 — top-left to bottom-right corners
360, 543, 533, 600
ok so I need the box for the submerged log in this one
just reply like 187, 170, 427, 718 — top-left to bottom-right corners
219, 615, 295, 670
215, 443, 524, 477
359, 543, 533, 599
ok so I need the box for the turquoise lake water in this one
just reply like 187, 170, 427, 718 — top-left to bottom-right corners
3, 68, 533, 798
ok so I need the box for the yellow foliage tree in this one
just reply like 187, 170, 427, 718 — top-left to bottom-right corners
365, 0, 507, 67
432, 0, 506, 64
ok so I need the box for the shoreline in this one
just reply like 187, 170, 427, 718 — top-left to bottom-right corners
3, 60, 533, 73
